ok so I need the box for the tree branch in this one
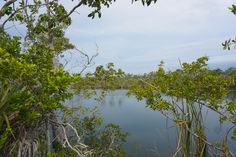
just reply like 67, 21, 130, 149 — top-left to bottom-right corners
0, 0, 18, 19
1, 3, 49, 29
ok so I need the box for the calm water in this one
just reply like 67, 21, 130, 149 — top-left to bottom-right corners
69, 90, 236, 157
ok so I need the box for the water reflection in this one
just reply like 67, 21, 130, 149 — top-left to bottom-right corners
69, 90, 236, 157
104, 92, 125, 107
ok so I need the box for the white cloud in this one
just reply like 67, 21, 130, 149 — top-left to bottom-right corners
65, 0, 236, 73
4, 0, 235, 73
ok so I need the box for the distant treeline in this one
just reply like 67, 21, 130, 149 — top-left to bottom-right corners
210, 67, 236, 89
74, 67, 236, 90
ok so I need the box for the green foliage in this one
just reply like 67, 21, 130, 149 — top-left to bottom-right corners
73, 63, 124, 92
0, 32, 77, 129
0, 114, 13, 150
0, 0, 141, 155
46, 106, 128, 157
89, 123, 127, 157
222, 38, 236, 50
229, 4, 236, 15
0, 26, 128, 157
222, 4, 236, 50
129, 57, 235, 156
0, 0, 158, 23
130, 57, 232, 111
0, 30, 21, 57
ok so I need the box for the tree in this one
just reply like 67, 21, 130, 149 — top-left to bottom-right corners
0, 0, 158, 156
0, 29, 78, 156
222, 4, 236, 50
129, 57, 236, 156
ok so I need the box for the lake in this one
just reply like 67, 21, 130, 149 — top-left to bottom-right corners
68, 90, 236, 157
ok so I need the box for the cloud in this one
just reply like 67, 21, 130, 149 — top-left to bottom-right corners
60, 0, 236, 73
3, 0, 236, 73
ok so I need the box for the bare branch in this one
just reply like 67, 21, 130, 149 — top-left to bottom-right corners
49, 119, 93, 156
0, 0, 18, 19
75, 47, 99, 74
65, 47, 98, 74
196, 100, 236, 125
67, 2, 83, 18
62, 122, 93, 157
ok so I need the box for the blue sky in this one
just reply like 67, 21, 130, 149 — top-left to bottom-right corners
64, 0, 236, 74
1, 0, 236, 74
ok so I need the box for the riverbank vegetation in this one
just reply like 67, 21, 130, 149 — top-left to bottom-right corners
0, 0, 158, 156
129, 57, 236, 156
0, 0, 236, 157
79, 65, 236, 90
72, 58, 236, 156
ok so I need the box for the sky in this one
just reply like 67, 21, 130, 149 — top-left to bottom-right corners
1, 0, 236, 74
64, 0, 236, 74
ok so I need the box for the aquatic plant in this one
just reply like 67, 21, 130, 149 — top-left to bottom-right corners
129, 57, 236, 156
